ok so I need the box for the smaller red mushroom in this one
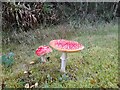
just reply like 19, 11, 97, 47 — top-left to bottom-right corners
35, 46, 52, 63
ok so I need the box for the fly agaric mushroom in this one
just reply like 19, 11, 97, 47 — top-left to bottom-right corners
49, 39, 84, 72
35, 46, 52, 63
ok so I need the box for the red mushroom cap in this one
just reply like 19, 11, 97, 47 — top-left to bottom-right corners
49, 39, 84, 52
35, 46, 52, 56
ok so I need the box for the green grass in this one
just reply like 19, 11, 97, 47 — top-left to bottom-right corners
1, 22, 118, 88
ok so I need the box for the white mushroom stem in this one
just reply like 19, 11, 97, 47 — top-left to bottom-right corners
41, 55, 46, 62
60, 52, 67, 72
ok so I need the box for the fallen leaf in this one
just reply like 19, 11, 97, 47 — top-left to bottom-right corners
90, 79, 96, 84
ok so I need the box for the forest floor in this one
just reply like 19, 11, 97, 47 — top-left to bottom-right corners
1, 21, 119, 88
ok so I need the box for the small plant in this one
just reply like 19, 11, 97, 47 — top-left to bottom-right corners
62, 74, 69, 81
43, 81, 49, 88
58, 74, 69, 82
1, 52, 15, 67
47, 74, 52, 82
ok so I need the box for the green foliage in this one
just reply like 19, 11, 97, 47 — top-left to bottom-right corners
37, 57, 42, 63
17, 78, 26, 88
43, 3, 53, 14
43, 81, 49, 88
1, 52, 15, 67
58, 74, 69, 82
47, 74, 52, 82
61, 74, 69, 81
